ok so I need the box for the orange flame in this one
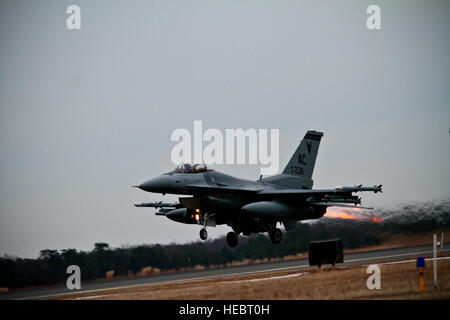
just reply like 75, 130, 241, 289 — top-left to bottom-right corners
324, 208, 383, 223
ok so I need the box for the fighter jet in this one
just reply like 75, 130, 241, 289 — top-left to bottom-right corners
134, 131, 382, 247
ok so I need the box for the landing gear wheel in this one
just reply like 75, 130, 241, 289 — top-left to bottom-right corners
226, 231, 238, 247
200, 228, 208, 240
270, 228, 282, 244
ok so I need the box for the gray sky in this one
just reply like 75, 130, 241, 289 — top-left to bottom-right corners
1, 0, 449, 258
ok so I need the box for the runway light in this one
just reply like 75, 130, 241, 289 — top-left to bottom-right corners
416, 256, 425, 291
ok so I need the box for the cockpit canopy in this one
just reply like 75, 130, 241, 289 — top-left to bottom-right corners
170, 163, 212, 174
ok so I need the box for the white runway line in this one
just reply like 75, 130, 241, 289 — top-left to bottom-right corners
217, 272, 310, 285
364, 256, 450, 267
345, 250, 432, 263
74, 293, 118, 300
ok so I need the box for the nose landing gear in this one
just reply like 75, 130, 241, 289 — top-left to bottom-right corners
199, 228, 208, 240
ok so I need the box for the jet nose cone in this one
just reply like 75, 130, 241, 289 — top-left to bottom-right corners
138, 175, 172, 193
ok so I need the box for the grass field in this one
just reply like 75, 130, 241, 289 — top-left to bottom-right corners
58, 254, 450, 300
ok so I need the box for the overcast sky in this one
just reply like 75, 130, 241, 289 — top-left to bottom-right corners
1, 0, 449, 258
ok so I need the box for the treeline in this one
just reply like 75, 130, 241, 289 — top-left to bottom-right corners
1, 199, 448, 289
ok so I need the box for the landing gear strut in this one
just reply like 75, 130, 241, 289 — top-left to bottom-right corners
226, 231, 238, 247
270, 228, 282, 244
200, 228, 208, 240
199, 213, 211, 241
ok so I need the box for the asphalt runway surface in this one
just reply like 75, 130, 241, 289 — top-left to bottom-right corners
2, 242, 448, 300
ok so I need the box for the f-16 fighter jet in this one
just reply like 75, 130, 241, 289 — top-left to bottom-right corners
134, 131, 382, 247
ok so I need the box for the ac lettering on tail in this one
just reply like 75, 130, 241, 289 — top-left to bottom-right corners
282, 130, 322, 179
298, 154, 307, 165
290, 166, 304, 175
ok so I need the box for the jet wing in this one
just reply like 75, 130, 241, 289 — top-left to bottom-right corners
256, 185, 381, 207
186, 184, 264, 193
257, 189, 337, 196
257, 185, 382, 196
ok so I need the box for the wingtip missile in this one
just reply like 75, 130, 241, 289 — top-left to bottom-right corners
134, 201, 179, 208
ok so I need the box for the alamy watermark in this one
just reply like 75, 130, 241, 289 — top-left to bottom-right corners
66, 5, 81, 30
66, 265, 81, 290
366, 5, 382, 30
366, 265, 381, 290
65, 4, 381, 31
170, 121, 279, 175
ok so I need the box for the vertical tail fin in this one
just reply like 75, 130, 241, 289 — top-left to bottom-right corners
282, 130, 323, 179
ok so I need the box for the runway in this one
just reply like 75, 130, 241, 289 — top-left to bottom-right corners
1, 242, 447, 300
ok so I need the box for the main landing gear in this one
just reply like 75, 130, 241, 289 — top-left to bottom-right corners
226, 231, 238, 247
269, 228, 282, 244
200, 229, 239, 247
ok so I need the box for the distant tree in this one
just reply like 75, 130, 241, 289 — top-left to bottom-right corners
94, 242, 110, 252
39, 249, 62, 286
39, 249, 59, 260
61, 248, 78, 258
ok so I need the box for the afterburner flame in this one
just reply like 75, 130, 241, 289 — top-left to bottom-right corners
324, 210, 360, 220
324, 208, 383, 223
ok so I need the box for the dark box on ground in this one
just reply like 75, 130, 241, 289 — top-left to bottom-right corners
308, 239, 344, 267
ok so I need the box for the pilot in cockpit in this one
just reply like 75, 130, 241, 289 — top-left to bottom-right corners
172, 163, 210, 174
